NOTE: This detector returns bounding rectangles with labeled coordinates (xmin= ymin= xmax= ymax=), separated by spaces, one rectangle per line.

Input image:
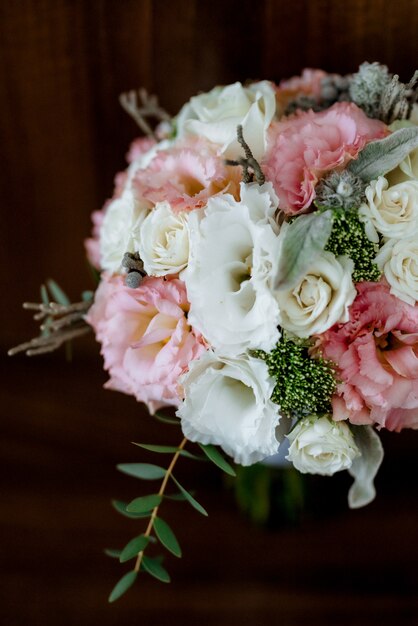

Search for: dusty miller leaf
xmin=348 ymin=426 xmax=384 ymax=509
xmin=348 ymin=126 xmax=418 ymax=181
xmin=274 ymin=211 xmax=334 ymax=291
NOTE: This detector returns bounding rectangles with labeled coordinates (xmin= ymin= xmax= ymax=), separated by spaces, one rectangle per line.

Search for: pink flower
xmin=133 ymin=137 xmax=240 ymax=213
xmin=263 ymin=102 xmax=387 ymax=214
xmin=126 ymin=136 xmax=156 ymax=164
xmin=318 ymin=282 xmax=418 ymax=432
xmin=85 ymin=209 xmax=105 ymax=269
xmin=86 ymin=274 xmax=206 ymax=412
xmin=276 ymin=68 xmax=327 ymax=112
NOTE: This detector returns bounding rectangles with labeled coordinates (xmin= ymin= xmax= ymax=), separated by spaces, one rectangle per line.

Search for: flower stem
xmin=134 ymin=437 xmax=188 ymax=573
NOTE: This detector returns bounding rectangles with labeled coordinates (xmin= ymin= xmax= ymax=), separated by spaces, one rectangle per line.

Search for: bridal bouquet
xmin=12 ymin=62 xmax=418 ymax=601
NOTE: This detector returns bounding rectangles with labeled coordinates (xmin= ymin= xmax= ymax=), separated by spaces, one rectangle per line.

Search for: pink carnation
xmin=318 ymin=282 xmax=418 ymax=432
xmin=126 ymin=136 xmax=156 ymax=164
xmin=133 ymin=137 xmax=240 ymax=213
xmin=86 ymin=274 xmax=206 ymax=412
xmin=84 ymin=209 xmax=105 ymax=270
xmin=263 ymin=102 xmax=387 ymax=214
xmin=276 ymin=68 xmax=327 ymax=112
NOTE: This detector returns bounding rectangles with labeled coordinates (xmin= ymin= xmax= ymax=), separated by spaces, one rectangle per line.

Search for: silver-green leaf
xmin=348 ymin=426 xmax=384 ymax=509
xmin=274 ymin=211 xmax=334 ymax=291
xmin=348 ymin=126 xmax=418 ymax=181
xmin=117 ymin=463 xmax=166 ymax=480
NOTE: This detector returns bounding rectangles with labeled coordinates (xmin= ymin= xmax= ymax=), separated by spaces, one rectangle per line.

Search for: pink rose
xmin=133 ymin=137 xmax=240 ymax=213
xmin=263 ymin=102 xmax=387 ymax=214
xmin=319 ymin=282 xmax=418 ymax=432
xmin=86 ymin=274 xmax=206 ymax=412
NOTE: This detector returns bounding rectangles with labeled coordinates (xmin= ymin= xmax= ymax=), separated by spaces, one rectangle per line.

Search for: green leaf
xmin=154 ymin=517 xmax=182 ymax=557
xmin=348 ymin=126 xmax=418 ymax=181
xmin=274 ymin=211 xmax=334 ymax=291
xmin=46 ymin=278 xmax=70 ymax=306
xmin=111 ymin=499 xmax=150 ymax=519
xmin=141 ymin=555 xmax=171 ymax=583
xmin=198 ymin=443 xmax=236 ymax=476
xmin=126 ymin=494 xmax=162 ymax=514
xmin=40 ymin=284 xmax=49 ymax=305
xmin=348 ymin=426 xmax=384 ymax=509
xmin=108 ymin=570 xmax=137 ymax=603
xmin=153 ymin=412 xmax=181 ymax=425
xmin=165 ymin=492 xmax=190 ymax=502
xmin=119 ymin=535 xmax=149 ymax=563
xmin=117 ymin=463 xmax=166 ymax=480
xmin=104 ymin=548 xmax=121 ymax=559
xmin=132 ymin=442 xmax=204 ymax=461
xmin=171 ymin=476 xmax=208 ymax=516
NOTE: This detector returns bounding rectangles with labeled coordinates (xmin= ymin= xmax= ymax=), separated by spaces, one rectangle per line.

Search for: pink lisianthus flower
xmin=276 ymin=68 xmax=327 ymax=113
xmin=86 ymin=274 xmax=206 ymax=413
xmin=133 ymin=137 xmax=241 ymax=213
xmin=263 ymin=102 xmax=387 ymax=214
xmin=318 ymin=281 xmax=418 ymax=432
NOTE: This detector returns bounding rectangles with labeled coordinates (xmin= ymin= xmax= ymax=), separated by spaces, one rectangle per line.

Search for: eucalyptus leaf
xmin=141 ymin=555 xmax=171 ymax=583
xmin=348 ymin=126 xmax=418 ymax=181
xmin=274 ymin=211 xmax=334 ymax=291
xmin=132 ymin=443 xmax=203 ymax=460
xmin=348 ymin=426 xmax=384 ymax=509
xmin=108 ymin=570 xmax=137 ymax=603
xmin=198 ymin=443 xmax=236 ymax=476
xmin=119 ymin=535 xmax=149 ymax=563
xmin=165 ymin=492 xmax=191 ymax=502
xmin=153 ymin=412 xmax=181 ymax=425
xmin=154 ymin=517 xmax=182 ymax=557
xmin=126 ymin=494 xmax=162 ymax=514
xmin=171 ymin=476 xmax=208 ymax=516
xmin=111 ymin=499 xmax=150 ymax=519
xmin=46 ymin=278 xmax=71 ymax=306
xmin=117 ymin=463 xmax=166 ymax=480
xmin=104 ymin=548 xmax=122 ymax=559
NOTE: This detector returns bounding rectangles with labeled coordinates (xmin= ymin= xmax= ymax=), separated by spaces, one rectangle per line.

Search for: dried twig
xmin=225 ymin=125 xmax=265 ymax=185
xmin=119 ymin=88 xmax=171 ymax=138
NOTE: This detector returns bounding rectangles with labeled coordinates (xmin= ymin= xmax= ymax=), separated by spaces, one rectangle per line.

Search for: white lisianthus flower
xmin=99 ymin=140 xmax=171 ymax=274
xmin=177 ymin=350 xmax=289 ymax=466
xmin=99 ymin=189 xmax=148 ymax=273
xmin=183 ymin=182 xmax=282 ymax=355
xmin=175 ymin=81 xmax=276 ymax=160
xmin=138 ymin=202 xmax=189 ymax=276
xmin=286 ymin=415 xmax=360 ymax=476
xmin=276 ymin=247 xmax=356 ymax=338
xmin=375 ymin=237 xmax=418 ymax=305
xmin=359 ymin=176 xmax=418 ymax=242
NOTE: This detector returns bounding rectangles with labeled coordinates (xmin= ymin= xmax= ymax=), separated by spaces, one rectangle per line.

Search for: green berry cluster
xmin=325 ymin=210 xmax=381 ymax=283
xmin=254 ymin=335 xmax=337 ymax=419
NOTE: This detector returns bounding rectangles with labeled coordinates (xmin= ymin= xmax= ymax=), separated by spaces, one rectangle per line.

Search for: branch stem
xmin=134 ymin=437 xmax=188 ymax=573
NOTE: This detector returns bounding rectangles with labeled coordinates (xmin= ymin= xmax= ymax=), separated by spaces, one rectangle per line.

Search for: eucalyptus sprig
xmin=108 ymin=437 xmax=235 ymax=602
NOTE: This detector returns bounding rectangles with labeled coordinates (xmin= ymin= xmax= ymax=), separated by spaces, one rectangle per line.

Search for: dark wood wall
xmin=2 ymin=0 xmax=418 ymax=349
xmin=2 ymin=2 xmax=418 ymax=625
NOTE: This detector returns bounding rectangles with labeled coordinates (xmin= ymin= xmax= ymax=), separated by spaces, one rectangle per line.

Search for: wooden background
xmin=2 ymin=1 xmax=418 ymax=624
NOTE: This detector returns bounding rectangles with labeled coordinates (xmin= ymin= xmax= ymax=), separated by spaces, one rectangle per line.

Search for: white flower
xmin=183 ymin=182 xmax=282 ymax=355
xmin=177 ymin=350 xmax=289 ymax=466
xmin=99 ymin=189 xmax=148 ymax=273
xmin=138 ymin=202 xmax=189 ymax=276
xmin=375 ymin=237 xmax=418 ymax=305
xmin=286 ymin=415 xmax=360 ymax=476
xmin=99 ymin=141 xmax=170 ymax=273
xmin=276 ymin=247 xmax=356 ymax=338
xmin=359 ymin=176 xmax=418 ymax=242
xmin=175 ymin=81 xmax=276 ymax=160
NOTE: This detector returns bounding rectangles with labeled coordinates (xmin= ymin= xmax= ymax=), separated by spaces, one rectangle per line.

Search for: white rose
xmin=276 ymin=247 xmax=356 ymax=338
xmin=177 ymin=350 xmax=289 ymax=466
xmin=99 ymin=189 xmax=148 ymax=273
xmin=175 ymin=81 xmax=276 ymax=160
xmin=375 ymin=237 xmax=418 ymax=305
xmin=286 ymin=415 xmax=360 ymax=476
xmin=359 ymin=176 xmax=418 ymax=242
xmin=138 ymin=202 xmax=189 ymax=276
xmin=183 ymin=182 xmax=282 ymax=355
